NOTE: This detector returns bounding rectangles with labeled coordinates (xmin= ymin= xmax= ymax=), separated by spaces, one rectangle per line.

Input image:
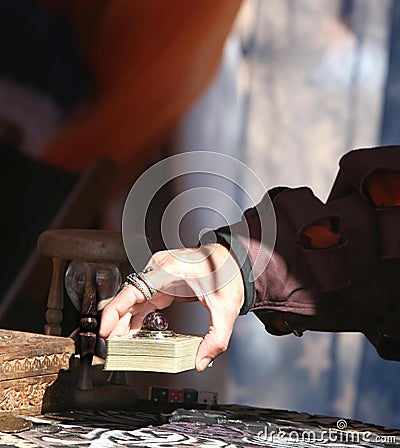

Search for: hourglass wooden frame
xmin=38 ymin=229 xmax=131 ymax=390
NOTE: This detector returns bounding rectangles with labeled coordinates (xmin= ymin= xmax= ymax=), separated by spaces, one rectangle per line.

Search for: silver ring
xmin=138 ymin=266 xmax=157 ymax=296
xmin=136 ymin=272 xmax=157 ymax=296
xmin=124 ymin=274 xmax=152 ymax=301
xmin=142 ymin=311 xmax=168 ymax=331
xmin=122 ymin=268 xmax=157 ymax=301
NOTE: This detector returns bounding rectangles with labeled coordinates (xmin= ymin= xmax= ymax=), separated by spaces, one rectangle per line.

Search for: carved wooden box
xmin=0 ymin=329 xmax=75 ymax=416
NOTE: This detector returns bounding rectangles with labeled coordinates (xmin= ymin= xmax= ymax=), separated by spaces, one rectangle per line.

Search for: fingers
xmin=99 ymin=285 xmax=145 ymax=338
xmin=108 ymin=312 xmax=133 ymax=337
xmin=195 ymin=303 xmax=237 ymax=372
xmin=99 ymin=280 xmax=176 ymax=339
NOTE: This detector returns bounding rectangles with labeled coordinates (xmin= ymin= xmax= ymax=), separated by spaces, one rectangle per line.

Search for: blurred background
xmin=0 ymin=0 xmax=400 ymax=428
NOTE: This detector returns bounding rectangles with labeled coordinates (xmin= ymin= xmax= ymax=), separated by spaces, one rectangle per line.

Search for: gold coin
xmin=0 ymin=415 xmax=33 ymax=433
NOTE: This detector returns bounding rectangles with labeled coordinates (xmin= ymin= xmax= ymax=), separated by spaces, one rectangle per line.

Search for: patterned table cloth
xmin=1 ymin=404 xmax=399 ymax=447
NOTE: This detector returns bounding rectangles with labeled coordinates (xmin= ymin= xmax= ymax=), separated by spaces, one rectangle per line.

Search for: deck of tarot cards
xmin=104 ymin=330 xmax=203 ymax=373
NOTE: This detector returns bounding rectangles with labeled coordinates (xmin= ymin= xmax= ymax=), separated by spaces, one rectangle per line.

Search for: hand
xmin=99 ymin=243 xmax=245 ymax=371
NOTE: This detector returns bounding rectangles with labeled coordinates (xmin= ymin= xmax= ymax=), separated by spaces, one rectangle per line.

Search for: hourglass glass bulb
xmin=65 ymin=261 xmax=121 ymax=310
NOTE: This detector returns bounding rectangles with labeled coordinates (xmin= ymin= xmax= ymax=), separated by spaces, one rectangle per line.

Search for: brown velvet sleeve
xmin=216 ymin=146 xmax=400 ymax=359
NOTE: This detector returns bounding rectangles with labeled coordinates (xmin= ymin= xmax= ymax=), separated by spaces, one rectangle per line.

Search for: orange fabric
xmin=301 ymin=218 xmax=341 ymax=249
xmin=366 ymin=169 xmax=400 ymax=207
xmin=39 ymin=0 xmax=242 ymax=172
xmin=301 ymin=169 xmax=400 ymax=249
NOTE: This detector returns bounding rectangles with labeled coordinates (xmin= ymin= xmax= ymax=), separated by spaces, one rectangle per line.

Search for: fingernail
xmin=197 ymin=357 xmax=212 ymax=371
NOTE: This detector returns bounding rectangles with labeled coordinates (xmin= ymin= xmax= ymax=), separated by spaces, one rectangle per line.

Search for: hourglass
xmin=38 ymin=229 xmax=144 ymax=408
